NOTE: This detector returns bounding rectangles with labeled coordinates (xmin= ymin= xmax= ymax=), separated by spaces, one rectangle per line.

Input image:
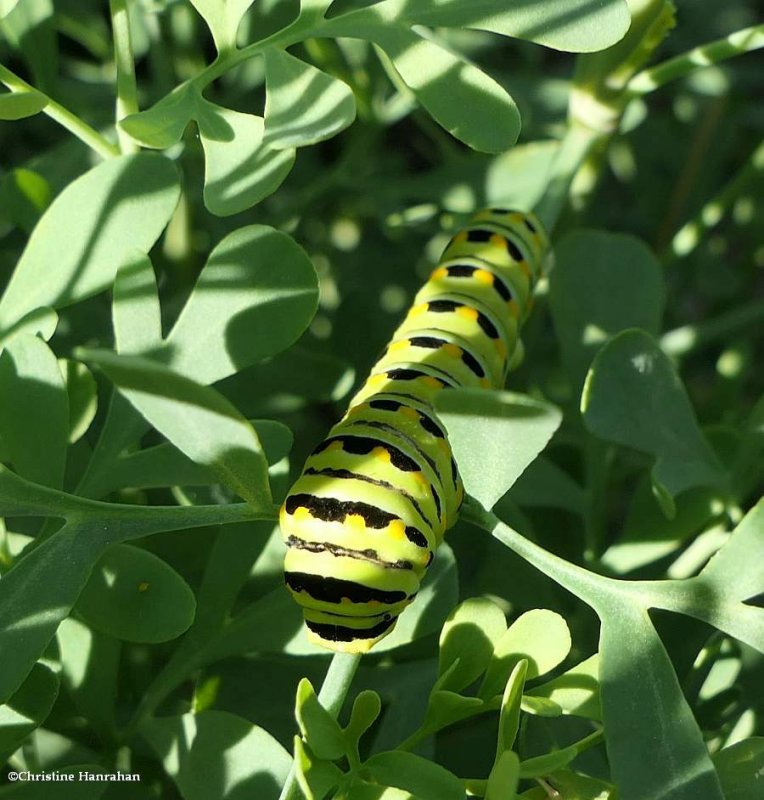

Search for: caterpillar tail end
xmin=304 ymin=617 xmax=398 ymax=654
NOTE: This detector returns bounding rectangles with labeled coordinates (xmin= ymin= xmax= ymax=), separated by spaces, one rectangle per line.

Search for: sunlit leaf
xmin=263 ymin=48 xmax=356 ymax=148
xmin=0 ymin=154 xmax=180 ymax=334
xmin=0 ymin=89 xmax=47 ymax=120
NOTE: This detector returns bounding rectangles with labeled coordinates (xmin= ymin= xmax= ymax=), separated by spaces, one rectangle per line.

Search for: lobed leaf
xmin=263 ymin=48 xmax=356 ymax=149
xmin=0 ymin=335 xmax=69 ymax=489
xmin=142 ymin=710 xmax=291 ymax=800
xmin=437 ymin=389 xmax=562 ymax=510
xmin=295 ymin=678 xmax=347 ymax=761
xmin=582 ymin=330 xmax=726 ymax=515
xmin=550 ymin=230 xmax=665 ymax=391
xmin=0 ymin=154 xmax=180 ymax=334
xmin=198 ymin=101 xmax=296 ymax=216
xmin=79 ymin=349 xmax=273 ymax=510
xmin=164 ymin=225 xmax=319 ymax=384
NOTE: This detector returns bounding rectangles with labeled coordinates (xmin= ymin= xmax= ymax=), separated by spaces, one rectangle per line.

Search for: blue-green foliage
xmin=1 ymin=0 xmax=763 ymax=798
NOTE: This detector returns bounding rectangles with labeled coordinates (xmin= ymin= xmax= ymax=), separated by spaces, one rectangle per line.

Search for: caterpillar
xmin=280 ymin=209 xmax=550 ymax=653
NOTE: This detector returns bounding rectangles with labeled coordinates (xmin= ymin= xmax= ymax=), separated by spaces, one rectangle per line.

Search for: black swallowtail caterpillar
xmin=280 ymin=209 xmax=550 ymax=653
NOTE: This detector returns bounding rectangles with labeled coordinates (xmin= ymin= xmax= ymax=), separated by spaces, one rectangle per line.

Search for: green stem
xmin=0 ymin=63 xmax=120 ymax=159
xmin=629 ymin=23 xmax=764 ymax=95
xmin=660 ymin=297 xmax=764 ymax=357
xmin=665 ymin=138 xmax=764 ymax=261
xmin=280 ymin=653 xmax=361 ymax=800
xmin=533 ymin=120 xmax=602 ymax=234
xmin=109 ymin=0 xmax=139 ymax=153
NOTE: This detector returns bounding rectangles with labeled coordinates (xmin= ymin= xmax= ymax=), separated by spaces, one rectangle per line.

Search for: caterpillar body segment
xmin=280 ymin=209 xmax=550 ymax=653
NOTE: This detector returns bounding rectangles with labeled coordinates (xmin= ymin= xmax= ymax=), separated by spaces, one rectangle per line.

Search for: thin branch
xmin=109 ymin=0 xmax=139 ymax=153
xmin=0 ymin=62 xmax=120 ymax=159
xmin=629 ymin=23 xmax=764 ymax=95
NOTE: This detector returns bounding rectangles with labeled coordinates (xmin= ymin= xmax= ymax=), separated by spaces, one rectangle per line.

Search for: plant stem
xmin=665 ymin=138 xmax=764 ymax=261
xmin=629 ymin=23 xmax=764 ymax=95
xmin=533 ymin=121 xmax=602 ymax=234
xmin=0 ymin=63 xmax=120 ymax=159
xmin=660 ymin=298 xmax=764 ymax=357
xmin=109 ymin=0 xmax=139 ymax=153
xmin=279 ymin=653 xmax=361 ymax=800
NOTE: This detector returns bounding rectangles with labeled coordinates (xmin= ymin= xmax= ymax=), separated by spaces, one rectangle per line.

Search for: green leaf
xmin=481 ymin=609 xmax=572 ymax=698
xmin=712 ymin=738 xmax=764 ymax=800
xmin=0 ymin=89 xmax=47 ymax=120
xmin=0 ymin=154 xmax=180 ymax=334
xmin=56 ymin=618 xmax=119 ymax=741
xmin=74 ymin=544 xmax=196 ymax=643
xmin=164 ymin=225 xmax=319 ymax=384
xmin=437 ymin=389 xmax=562 ymax=510
xmin=0 ymin=335 xmax=69 ymax=488
xmin=78 ymin=349 xmax=273 ymax=510
xmin=295 ymin=678 xmax=347 ymax=761
xmin=120 ymin=83 xmax=197 ymax=149
xmin=0 ymin=0 xmax=20 ymax=19
xmin=535 ymin=770 xmax=617 ymax=799
xmin=438 ymin=597 xmax=506 ymax=692
xmin=363 ymin=751 xmax=464 ymax=800
xmin=263 ymin=48 xmax=356 ymax=148
xmin=198 ymin=100 xmax=296 ymax=216
xmin=372 ymin=26 xmax=520 ymax=153
xmin=112 ymin=253 xmax=162 ymax=354
xmin=582 ymin=330 xmax=726 ymax=512
xmin=101 ymin=419 xmax=292 ymax=494
xmin=526 ymin=655 xmax=601 ymax=721
xmin=58 ymin=359 xmax=97 ymax=443
xmin=294 ymin=737 xmax=345 ymax=800
xmin=485 ymin=750 xmax=520 ymax=800
xmin=0 ymin=168 xmax=51 ymax=233
xmin=422 ymin=690 xmax=485 ymax=735
xmin=601 ymin=483 xmax=725 ymax=574
xmin=0 ymin=663 xmax=59 ymax=762
xmin=550 ymin=230 xmax=665 ymax=390
xmin=142 ymin=710 xmax=291 ymax=800
xmin=496 ymin=660 xmax=527 ymax=754
xmin=344 ymin=690 xmax=382 ymax=747
xmin=399 ymin=0 xmax=630 ymax=53
xmin=188 ymin=0 xmax=257 ymax=52
xmin=599 ymin=601 xmax=724 ymax=800
xmin=700 ymin=496 xmax=764 ymax=602
xmin=509 ymin=455 xmax=585 ymax=515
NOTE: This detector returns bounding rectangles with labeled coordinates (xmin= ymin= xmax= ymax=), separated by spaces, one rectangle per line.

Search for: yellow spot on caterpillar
xmin=399 ymin=406 xmax=418 ymax=421
xmin=509 ymin=212 xmax=524 ymax=224
xmin=437 ymin=439 xmax=450 ymax=452
xmin=421 ymin=376 xmax=442 ymax=390
xmin=294 ymin=506 xmax=313 ymax=522
xmin=389 ymin=339 xmax=410 ymax=353
xmin=138 ymin=582 xmax=149 ymax=592
xmin=412 ymin=472 xmax=428 ymax=487
xmin=474 ymin=269 xmax=494 ymax=286
xmin=389 ymin=520 xmax=407 ymax=540
xmin=328 ymin=440 xmax=344 ymax=452
xmin=367 ymin=600 xmax=381 ymax=608
xmin=368 ymin=373 xmax=388 ymax=388
xmin=409 ymin=303 xmax=428 ymax=317
xmin=519 ymin=260 xmax=531 ymax=277
xmin=372 ymin=446 xmax=391 ymax=463
xmin=443 ymin=343 xmax=462 ymax=359
xmin=480 ymin=378 xmax=491 ymax=389
xmin=454 ymin=231 xmax=468 ymax=243
xmin=345 ymin=514 xmax=366 ymax=531
xmin=490 ymin=234 xmax=506 ymax=248
xmin=494 ymin=340 xmax=507 ymax=358
xmin=507 ymin=299 xmax=520 ymax=319
xmin=456 ymin=306 xmax=479 ymax=323
xmin=432 ymin=266 xmax=448 ymax=281
xmin=526 ymin=295 xmax=535 ymax=314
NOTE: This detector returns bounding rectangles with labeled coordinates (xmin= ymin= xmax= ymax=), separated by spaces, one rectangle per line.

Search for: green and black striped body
xmin=280 ymin=209 xmax=550 ymax=652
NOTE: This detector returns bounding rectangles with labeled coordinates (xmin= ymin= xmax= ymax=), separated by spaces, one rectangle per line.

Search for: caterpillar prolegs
xmin=280 ymin=209 xmax=550 ymax=653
